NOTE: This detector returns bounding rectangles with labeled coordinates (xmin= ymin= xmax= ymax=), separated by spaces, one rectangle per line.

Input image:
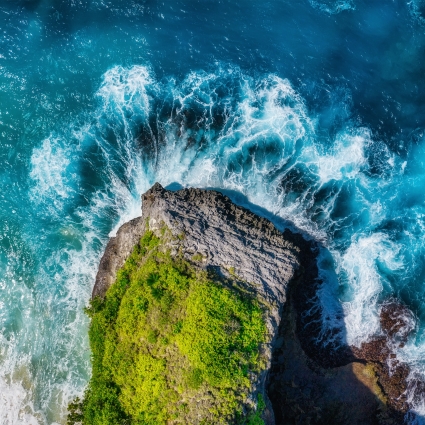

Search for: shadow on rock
xmin=267 ymin=233 xmax=423 ymax=425
xmin=166 ymin=183 xmax=424 ymax=425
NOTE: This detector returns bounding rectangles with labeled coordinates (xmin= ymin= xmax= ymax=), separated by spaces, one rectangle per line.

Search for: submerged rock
xmin=351 ymin=299 xmax=421 ymax=419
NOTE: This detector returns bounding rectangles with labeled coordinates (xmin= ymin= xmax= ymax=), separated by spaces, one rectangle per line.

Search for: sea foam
xmin=6 ymin=64 xmax=424 ymax=424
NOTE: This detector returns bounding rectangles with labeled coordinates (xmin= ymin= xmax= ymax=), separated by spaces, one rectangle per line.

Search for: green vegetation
xmin=191 ymin=253 xmax=204 ymax=262
xmin=242 ymin=394 xmax=266 ymax=425
xmin=69 ymin=229 xmax=268 ymax=424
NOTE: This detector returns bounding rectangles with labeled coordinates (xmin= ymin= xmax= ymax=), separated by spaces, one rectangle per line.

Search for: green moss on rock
xmin=69 ymin=230 xmax=268 ymax=425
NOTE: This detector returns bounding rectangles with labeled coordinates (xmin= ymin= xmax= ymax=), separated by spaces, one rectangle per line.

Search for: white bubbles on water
xmin=3 ymin=67 xmax=159 ymax=425
xmin=339 ymin=233 xmax=404 ymax=347
xmin=408 ymin=0 xmax=425 ymax=23
xmin=0 ymin=377 xmax=40 ymax=425
xmin=4 ymin=63 xmax=425 ymax=423
xmin=308 ymin=0 xmax=355 ymax=14
xmin=0 ymin=265 xmax=41 ymax=424
xmin=97 ymin=65 xmax=154 ymax=135
xmin=315 ymin=130 xmax=368 ymax=184
xmin=30 ymin=137 xmax=75 ymax=207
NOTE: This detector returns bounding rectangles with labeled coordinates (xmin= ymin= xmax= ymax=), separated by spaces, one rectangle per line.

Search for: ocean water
xmin=1 ymin=0 xmax=425 ymax=423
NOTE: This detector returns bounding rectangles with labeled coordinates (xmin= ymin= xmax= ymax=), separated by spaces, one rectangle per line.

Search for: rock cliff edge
xmin=92 ymin=183 xmax=413 ymax=425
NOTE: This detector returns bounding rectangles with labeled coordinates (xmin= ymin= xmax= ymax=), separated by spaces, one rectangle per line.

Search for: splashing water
xmin=25 ymin=64 xmax=425 ymax=421
xmin=2 ymin=0 xmax=425 ymax=423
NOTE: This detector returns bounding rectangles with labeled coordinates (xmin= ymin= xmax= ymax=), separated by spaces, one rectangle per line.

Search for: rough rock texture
xmin=94 ymin=217 xmax=147 ymax=298
xmin=94 ymin=183 xmax=306 ymax=424
xmin=351 ymin=299 xmax=422 ymax=418
xmin=94 ymin=183 xmax=302 ymax=330
xmin=93 ymin=183 xmax=415 ymax=424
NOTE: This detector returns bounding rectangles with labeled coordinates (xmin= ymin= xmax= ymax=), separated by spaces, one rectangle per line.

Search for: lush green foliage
xmin=69 ymin=230 xmax=267 ymax=424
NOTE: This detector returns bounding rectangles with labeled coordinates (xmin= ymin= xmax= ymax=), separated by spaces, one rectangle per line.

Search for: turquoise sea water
xmin=2 ymin=0 xmax=425 ymax=422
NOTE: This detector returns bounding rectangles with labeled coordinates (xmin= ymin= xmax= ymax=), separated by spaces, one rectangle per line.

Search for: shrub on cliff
xmin=68 ymin=230 xmax=268 ymax=424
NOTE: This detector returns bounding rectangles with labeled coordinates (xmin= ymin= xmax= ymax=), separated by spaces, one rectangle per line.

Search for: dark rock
xmin=94 ymin=183 xmax=302 ymax=310
xmin=380 ymin=299 xmax=416 ymax=343
xmin=93 ymin=216 xmax=146 ymax=299
xmin=352 ymin=337 xmax=389 ymax=364
xmin=351 ymin=299 xmax=420 ymax=417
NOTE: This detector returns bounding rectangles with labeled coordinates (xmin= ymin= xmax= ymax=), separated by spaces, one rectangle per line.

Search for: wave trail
xmin=14 ymin=64 xmax=425 ymax=423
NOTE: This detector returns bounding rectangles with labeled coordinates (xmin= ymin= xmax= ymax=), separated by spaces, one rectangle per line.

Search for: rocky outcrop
xmin=94 ymin=183 xmax=308 ymax=424
xmin=94 ymin=183 xmax=303 ymax=332
xmin=351 ymin=300 xmax=420 ymax=418
xmin=93 ymin=183 xmax=416 ymax=424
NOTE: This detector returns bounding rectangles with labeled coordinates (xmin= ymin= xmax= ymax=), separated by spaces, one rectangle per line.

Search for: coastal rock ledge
xmin=92 ymin=183 xmax=411 ymax=425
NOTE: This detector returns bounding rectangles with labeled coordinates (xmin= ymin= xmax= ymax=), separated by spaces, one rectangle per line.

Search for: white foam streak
xmin=29 ymin=137 xmax=75 ymax=205
xmin=97 ymin=65 xmax=153 ymax=122
xmin=16 ymin=64 xmax=425 ymax=424
xmin=316 ymin=132 xmax=368 ymax=184
xmin=8 ymin=66 xmax=157 ymax=424
xmin=341 ymin=233 xmax=404 ymax=347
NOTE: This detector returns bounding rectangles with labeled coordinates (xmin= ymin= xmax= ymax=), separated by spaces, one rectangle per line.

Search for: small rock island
xmin=68 ymin=183 xmax=413 ymax=425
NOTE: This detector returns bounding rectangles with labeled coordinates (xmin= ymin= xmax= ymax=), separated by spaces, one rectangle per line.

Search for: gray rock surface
xmin=93 ymin=183 xmax=306 ymax=424
xmin=93 ymin=216 xmax=147 ymax=299
xmin=94 ymin=183 xmax=302 ymax=309
xmin=94 ymin=182 xmax=304 ymax=345
xmin=92 ymin=183 xmax=413 ymax=424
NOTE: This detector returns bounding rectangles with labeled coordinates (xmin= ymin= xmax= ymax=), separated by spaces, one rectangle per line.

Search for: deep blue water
xmin=2 ymin=0 xmax=425 ymax=423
